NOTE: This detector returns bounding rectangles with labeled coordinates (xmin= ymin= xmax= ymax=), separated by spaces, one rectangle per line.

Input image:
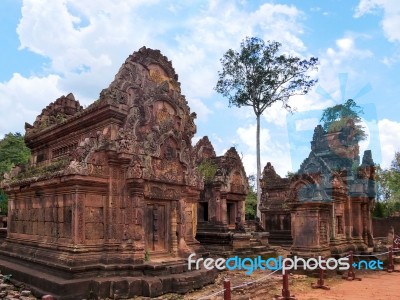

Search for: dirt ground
xmin=148 ymin=269 xmax=400 ymax=300
xmin=291 ymin=271 xmax=400 ymax=300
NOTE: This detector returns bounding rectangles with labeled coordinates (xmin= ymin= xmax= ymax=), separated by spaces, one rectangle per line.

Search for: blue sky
xmin=1 ymin=0 xmax=400 ymax=176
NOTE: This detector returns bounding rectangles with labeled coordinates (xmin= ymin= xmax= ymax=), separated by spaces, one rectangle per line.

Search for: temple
xmin=0 ymin=47 xmax=218 ymax=299
xmin=260 ymin=122 xmax=376 ymax=256
xmin=193 ymin=137 xmax=270 ymax=256
xmin=1 ymin=45 xmax=378 ymax=298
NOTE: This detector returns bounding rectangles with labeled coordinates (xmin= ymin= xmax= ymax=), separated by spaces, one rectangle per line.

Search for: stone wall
xmin=373 ymin=216 xmax=400 ymax=237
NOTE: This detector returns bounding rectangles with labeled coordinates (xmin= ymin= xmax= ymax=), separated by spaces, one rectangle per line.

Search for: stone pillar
xmin=215 ymin=192 xmax=221 ymax=223
xmin=344 ymin=196 xmax=352 ymax=239
xmin=366 ymin=200 xmax=374 ymax=246
xmin=72 ymin=192 xmax=85 ymax=245
xmin=221 ymin=194 xmax=227 ymax=225
xmin=170 ymin=202 xmax=178 ymax=257
xmin=351 ymin=198 xmax=363 ymax=239
xmin=131 ymin=182 xmax=145 ymax=262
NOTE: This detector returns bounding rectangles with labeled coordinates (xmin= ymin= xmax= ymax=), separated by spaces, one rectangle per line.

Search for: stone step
xmin=91 ymin=267 xmax=218 ymax=298
xmin=394 ymin=256 xmax=400 ymax=264
xmin=0 ymin=255 xmax=218 ymax=299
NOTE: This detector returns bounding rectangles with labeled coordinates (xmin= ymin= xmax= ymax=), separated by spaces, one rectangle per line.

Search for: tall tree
xmin=0 ymin=132 xmax=31 ymax=215
xmin=215 ymin=37 xmax=318 ymax=218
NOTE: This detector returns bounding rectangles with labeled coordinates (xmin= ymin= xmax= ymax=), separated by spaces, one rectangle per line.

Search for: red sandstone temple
xmin=193 ymin=137 xmax=270 ymax=256
xmin=0 ymin=46 xmax=378 ymax=299
xmin=260 ymin=122 xmax=376 ymax=256
xmin=0 ymin=47 xmax=223 ymax=299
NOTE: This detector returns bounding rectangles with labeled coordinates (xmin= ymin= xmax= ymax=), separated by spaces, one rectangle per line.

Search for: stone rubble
xmin=0 ymin=272 xmax=36 ymax=300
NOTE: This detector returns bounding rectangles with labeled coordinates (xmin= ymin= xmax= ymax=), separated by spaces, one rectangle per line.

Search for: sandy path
xmin=294 ymin=271 xmax=400 ymax=300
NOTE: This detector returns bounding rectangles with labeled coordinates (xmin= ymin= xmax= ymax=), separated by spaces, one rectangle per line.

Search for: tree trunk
xmin=256 ymin=114 xmax=262 ymax=220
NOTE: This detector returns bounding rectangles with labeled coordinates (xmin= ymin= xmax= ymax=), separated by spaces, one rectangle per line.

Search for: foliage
xmin=245 ymin=189 xmax=257 ymax=220
xmin=245 ymin=175 xmax=257 ymax=220
xmin=12 ymin=158 xmax=69 ymax=181
xmin=372 ymin=201 xmax=386 ymax=218
xmin=0 ymin=132 xmax=31 ymax=177
xmin=215 ymin=37 xmax=318 ymax=218
xmin=374 ymin=152 xmax=400 ymax=217
xmin=320 ymin=99 xmax=366 ymax=141
xmin=197 ymin=159 xmax=218 ymax=183
xmin=2 ymin=274 xmax=12 ymax=283
xmin=215 ymin=37 xmax=319 ymax=114
xmin=0 ymin=133 xmax=30 ymax=216
xmin=0 ymin=189 xmax=7 ymax=215
xmin=286 ymin=171 xmax=295 ymax=179
xmin=144 ymin=249 xmax=150 ymax=261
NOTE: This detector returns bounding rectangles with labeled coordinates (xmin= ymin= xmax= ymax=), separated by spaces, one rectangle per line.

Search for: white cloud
xmin=236 ymin=123 xmax=292 ymax=176
xmin=325 ymin=36 xmax=373 ymax=66
xmin=295 ymin=118 xmax=319 ymax=131
xmin=7 ymin=0 xmax=307 ymax=132
xmin=378 ymin=118 xmax=400 ymax=168
xmin=355 ymin=0 xmax=400 ymax=42
xmin=336 ymin=38 xmax=354 ymax=51
xmin=237 ymin=124 xmax=270 ymax=152
xmin=263 ymin=102 xmax=289 ymax=127
xmin=0 ymin=73 xmax=66 ymax=135
xmin=187 ymin=98 xmax=213 ymax=121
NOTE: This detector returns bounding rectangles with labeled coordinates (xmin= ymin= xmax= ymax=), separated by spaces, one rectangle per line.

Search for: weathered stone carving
xmin=0 ymin=47 xmax=216 ymax=299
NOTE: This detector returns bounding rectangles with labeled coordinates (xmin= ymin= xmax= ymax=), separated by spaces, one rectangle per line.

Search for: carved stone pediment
xmin=26 ymin=93 xmax=83 ymax=136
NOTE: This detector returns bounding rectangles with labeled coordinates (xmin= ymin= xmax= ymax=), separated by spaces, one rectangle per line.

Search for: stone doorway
xmin=227 ymin=202 xmax=236 ymax=226
xmin=145 ymin=202 xmax=169 ymax=253
xmin=198 ymin=202 xmax=208 ymax=222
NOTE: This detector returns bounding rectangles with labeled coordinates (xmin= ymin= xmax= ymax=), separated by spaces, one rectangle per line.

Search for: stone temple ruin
xmin=0 ymin=46 xmax=378 ymax=298
xmin=260 ymin=121 xmax=376 ymax=257
xmin=0 ymin=47 xmax=223 ymax=299
xmin=193 ymin=137 xmax=269 ymax=256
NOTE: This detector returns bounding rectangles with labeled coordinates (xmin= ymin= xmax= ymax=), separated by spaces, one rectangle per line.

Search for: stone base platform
xmin=0 ymin=254 xmax=217 ymax=299
xmin=196 ymin=224 xmax=274 ymax=258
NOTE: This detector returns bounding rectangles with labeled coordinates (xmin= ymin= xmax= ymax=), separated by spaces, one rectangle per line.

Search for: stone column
xmin=351 ymin=198 xmax=363 ymax=239
xmin=344 ymin=195 xmax=352 ymax=239
xmin=170 ymin=202 xmax=178 ymax=257
xmin=221 ymin=193 xmax=227 ymax=225
xmin=72 ymin=192 xmax=85 ymax=245
xmin=215 ymin=190 xmax=221 ymax=223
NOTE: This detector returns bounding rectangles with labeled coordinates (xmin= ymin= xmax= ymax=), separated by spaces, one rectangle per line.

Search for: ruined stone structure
xmin=193 ymin=137 xmax=269 ymax=256
xmin=260 ymin=122 xmax=375 ymax=256
xmin=0 ymin=47 xmax=216 ymax=299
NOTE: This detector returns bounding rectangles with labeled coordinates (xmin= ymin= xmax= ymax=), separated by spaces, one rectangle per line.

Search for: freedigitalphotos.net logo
xmin=188 ymin=254 xmax=350 ymax=275
xmin=352 ymin=259 xmax=383 ymax=270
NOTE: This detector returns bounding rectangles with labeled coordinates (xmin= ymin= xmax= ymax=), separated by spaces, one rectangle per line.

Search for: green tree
xmin=0 ymin=132 xmax=31 ymax=215
xmin=374 ymin=152 xmax=400 ymax=217
xmin=197 ymin=159 xmax=218 ymax=183
xmin=320 ymin=99 xmax=366 ymax=142
xmin=215 ymin=37 xmax=318 ymax=218
xmin=372 ymin=201 xmax=386 ymax=218
xmin=0 ymin=132 xmax=31 ymax=176
xmin=245 ymin=175 xmax=257 ymax=220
